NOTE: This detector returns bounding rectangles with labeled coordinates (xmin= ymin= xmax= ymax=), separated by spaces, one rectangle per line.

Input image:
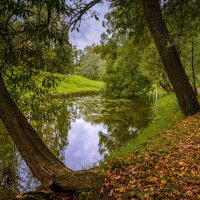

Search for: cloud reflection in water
xmin=64 ymin=118 xmax=105 ymax=170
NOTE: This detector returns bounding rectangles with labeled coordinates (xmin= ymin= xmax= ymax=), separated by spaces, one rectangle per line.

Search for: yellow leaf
xmin=181 ymin=171 xmax=187 ymax=176
xmin=106 ymin=169 xmax=111 ymax=175
xmin=178 ymin=161 xmax=184 ymax=165
xmin=161 ymin=179 xmax=167 ymax=184
xmin=16 ymin=194 xmax=24 ymax=199
xmin=148 ymin=176 xmax=158 ymax=182
xmin=170 ymin=177 xmax=175 ymax=181
xmin=150 ymin=187 xmax=154 ymax=192
xmin=115 ymin=187 xmax=126 ymax=193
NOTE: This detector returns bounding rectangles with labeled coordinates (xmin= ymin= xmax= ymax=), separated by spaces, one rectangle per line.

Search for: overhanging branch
xmin=68 ymin=0 xmax=102 ymax=31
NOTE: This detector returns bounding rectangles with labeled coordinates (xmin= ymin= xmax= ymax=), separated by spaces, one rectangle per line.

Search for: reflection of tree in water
xmin=68 ymin=97 xmax=152 ymax=156
xmin=97 ymin=98 xmax=152 ymax=155
xmin=30 ymin=102 xmax=73 ymax=162
xmin=0 ymin=123 xmax=18 ymax=192
xmin=0 ymin=121 xmax=39 ymax=192
xmin=0 ymin=96 xmax=153 ymax=191
xmin=1 ymin=101 xmax=74 ymax=192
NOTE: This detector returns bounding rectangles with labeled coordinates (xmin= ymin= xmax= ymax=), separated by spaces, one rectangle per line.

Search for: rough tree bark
xmin=142 ymin=0 xmax=200 ymax=115
xmin=191 ymin=35 xmax=197 ymax=95
xmin=0 ymin=74 xmax=98 ymax=192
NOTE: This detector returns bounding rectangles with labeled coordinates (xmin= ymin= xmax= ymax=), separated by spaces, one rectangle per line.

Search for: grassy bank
xmin=108 ymin=93 xmax=184 ymax=159
xmin=98 ymin=93 xmax=199 ymax=199
xmin=52 ymin=75 xmax=104 ymax=97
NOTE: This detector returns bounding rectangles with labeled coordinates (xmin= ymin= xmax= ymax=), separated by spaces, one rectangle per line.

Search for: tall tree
xmin=141 ymin=0 xmax=199 ymax=115
xmin=162 ymin=0 xmax=200 ymax=94
xmin=106 ymin=0 xmax=200 ymax=115
xmin=79 ymin=51 xmax=106 ymax=81
xmin=0 ymin=0 xmax=101 ymax=192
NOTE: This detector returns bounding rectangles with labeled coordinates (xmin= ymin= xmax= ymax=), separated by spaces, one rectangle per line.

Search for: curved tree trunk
xmin=142 ymin=0 xmax=200 ymax=115
xmin=0 ymin=74 xmax=97 ymax=191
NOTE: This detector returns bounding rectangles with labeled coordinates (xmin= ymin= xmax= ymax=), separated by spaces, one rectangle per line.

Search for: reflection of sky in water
xmin=64 ymin=118 xmax=105 ymax=170
xmin=17 ymin=156 xmax=40 ymax=192
xmin=0 ymin=96 xmax=152 ymax=192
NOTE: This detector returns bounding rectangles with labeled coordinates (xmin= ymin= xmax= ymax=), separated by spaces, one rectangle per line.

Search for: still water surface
xmin=0 ymin=96 xmax=153 ymax=192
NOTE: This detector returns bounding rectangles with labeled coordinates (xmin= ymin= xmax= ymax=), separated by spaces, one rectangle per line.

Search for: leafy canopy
xmin=0 ymin=0 xmax=102 ymax=105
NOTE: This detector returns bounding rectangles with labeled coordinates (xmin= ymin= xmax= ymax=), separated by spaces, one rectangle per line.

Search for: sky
xmin=69 ymin=1 xmax=109 ymax=50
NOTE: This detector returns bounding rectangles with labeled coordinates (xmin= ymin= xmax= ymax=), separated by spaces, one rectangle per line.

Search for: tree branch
xmin=68 ymin=0 xmax=102 ymax=31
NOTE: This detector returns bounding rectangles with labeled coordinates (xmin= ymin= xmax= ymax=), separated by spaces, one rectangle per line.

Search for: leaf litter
xmin=99 ymin=113 xmax=200 ymax=199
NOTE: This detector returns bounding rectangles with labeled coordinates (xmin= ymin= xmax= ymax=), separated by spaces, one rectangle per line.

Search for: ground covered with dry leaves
xmin=99 ymin=113 xmax=200 ymax=199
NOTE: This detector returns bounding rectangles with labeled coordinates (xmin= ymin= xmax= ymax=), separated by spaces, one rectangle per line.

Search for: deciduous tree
xmin=0 ymin=0 xmax=101 ymax=192
xmin=142 ymin=0 xmax=199 ymax=115
xmin=107 ymin=0 xmax=200 ymax=115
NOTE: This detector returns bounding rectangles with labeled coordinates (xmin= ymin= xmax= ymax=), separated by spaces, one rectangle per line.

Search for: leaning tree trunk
xmin=191 ymin=35 xmax=197 ymax=95
xmin=142 ymin=0 xmax=200 ymax=115
xmin=0 ymin=74 xmax=97 ymax=192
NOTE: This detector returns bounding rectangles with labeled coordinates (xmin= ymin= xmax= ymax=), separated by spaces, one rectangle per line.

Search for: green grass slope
xmin=52 ymin=75 xmax=104 ymax=97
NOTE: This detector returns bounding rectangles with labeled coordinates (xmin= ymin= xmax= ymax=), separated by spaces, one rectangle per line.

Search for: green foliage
xmin=178 ymin=34 xmax=200 ymax=86
xmin=162 ymin=1 xmax=200 ymax=88
xmin=44 ymin=42 xmax=73 ymax=74
xmin=0 ymin=0 xmax=102 ymax=101
xmin=102 ymin=40 xmax=151 ymax=98
xmin=139 ymin=42 xmax=172 ymax=92
xmin=71 ymin=48 xmax=85 ymax=74
xmin=101 ymin=0 xmax=200 ymax=97
xmin=104 ymin=0 xmax=148 ymax=44
xmin=5 ymin=69 xmax=61 ymax=114
xmin=79 ymin=52 xmax=106 ymax=81
xmin=0 ymin=0 xmax=70 ymax=106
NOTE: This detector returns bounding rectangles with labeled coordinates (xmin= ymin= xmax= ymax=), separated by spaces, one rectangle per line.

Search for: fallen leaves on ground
xmin=100 ymin=113 xmax=200 ymax=199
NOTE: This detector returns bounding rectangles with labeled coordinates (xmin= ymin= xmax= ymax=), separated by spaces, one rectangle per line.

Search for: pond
xmin=0 ymin=96 xmax=153 ymax=192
